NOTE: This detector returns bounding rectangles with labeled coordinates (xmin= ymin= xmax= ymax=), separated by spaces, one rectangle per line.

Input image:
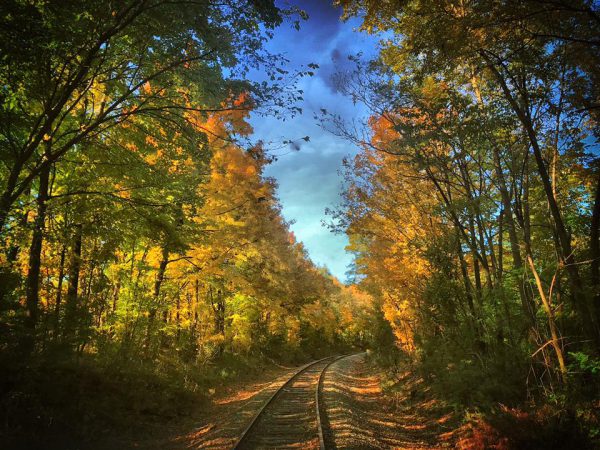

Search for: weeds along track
xmin=233 ymin=355 xmax=349 ymax=450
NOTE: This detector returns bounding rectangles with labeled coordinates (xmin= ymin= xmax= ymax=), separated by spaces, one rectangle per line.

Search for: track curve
xmin=232 ymin=354 xmax=352 ymax=450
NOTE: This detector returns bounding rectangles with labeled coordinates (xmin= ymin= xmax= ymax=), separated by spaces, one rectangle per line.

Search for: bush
xmin=0 ymin=352 xmax=207 ymax=449
xmin=457 ymin=405 xmax=596 ymax=450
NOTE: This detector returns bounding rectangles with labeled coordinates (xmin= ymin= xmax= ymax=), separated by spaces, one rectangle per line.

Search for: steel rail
xmin=231 ymin=355 xmax=337 ymax=450
xmin=315 ymin=354 xmax=350 ymax=450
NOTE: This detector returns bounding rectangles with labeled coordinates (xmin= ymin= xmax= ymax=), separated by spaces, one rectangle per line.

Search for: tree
xmin=338 ymin=0 xmax=600 ymax=344
xmin=329 ymin=1 xmax=600 ymax=394
xmin=0 ymin=0 xmax=290 ymax=236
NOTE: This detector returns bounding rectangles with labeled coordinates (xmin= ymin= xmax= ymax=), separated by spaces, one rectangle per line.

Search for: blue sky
xmin=249 ymin=0 xmax=379 ymax=282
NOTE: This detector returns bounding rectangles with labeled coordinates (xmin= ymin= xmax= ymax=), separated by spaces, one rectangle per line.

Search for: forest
xmin=1 ymin=0 xmax=599 ymax=449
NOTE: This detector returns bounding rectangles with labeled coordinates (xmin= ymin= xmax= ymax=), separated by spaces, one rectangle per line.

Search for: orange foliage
xmin=345 ymin=114 xmax=441 ymax=351
xmin=457 ymin=417 xmax=510 ymax=450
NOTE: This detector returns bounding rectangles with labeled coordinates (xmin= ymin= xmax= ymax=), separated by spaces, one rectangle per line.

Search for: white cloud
xmin=246 ymin=4 xmax=378 ymax=281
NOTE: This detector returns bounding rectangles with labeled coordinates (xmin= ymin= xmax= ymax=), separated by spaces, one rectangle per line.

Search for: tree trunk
xmin=6 ymin=187 xmax=31 ymax=264
xmin=473 ymin=66 xmax=537 ymax=328
xmin=498 ymin=207 xmax=504 ymax=280
xmin=54 ymin=244 xmax=67 ymax=336
xmin=176 ymin=293 xmax=181 ymax=340
xmin=487 ymin=60 xmax=599 ymax=342
xmin=456 ymin=230 xmax=479 ymax=330
xmin=494 ymin=145 xmax=538 ymax=327
xmin=0 ymin=160 xmax=24 ymax=236
xmin=591 ymin=170 xmax=600 ymax=320
xmin=64 ymin=224 xmax=83 ymax=340
xmin=526 ymin=252 xmax=568 ymax=383
xmin=112 ymin=281 xmax=120 ymax=313
xmin=24 ymin=161 xmax=51 ymax=339
xmin=209 ymin=286 xmax=226 ymax=356
xmin=145 ymin=245 xmax=170 ymax=352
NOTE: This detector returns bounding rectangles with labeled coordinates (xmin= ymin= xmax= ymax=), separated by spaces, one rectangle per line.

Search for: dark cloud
xmin=275 ymin=0 xmax=342 ymax=43
xmin=317 ymin=42 xmax=359 ymax=93
xmin=293 ymin=0 xmax=342 ymax=31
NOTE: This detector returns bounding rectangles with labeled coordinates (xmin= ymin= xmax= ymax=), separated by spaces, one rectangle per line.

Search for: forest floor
xmin=322 ymin=353 xmax=458 ymax=449
xmin=88 ymin=360 xmax=302 ymax=449
xmin=0 ymin=354 xmax=302 ymax=450
xmin=113 ymin=353 xmax=459 ymax=449
xmin=3 ymin=354 xmax=461 ymax=449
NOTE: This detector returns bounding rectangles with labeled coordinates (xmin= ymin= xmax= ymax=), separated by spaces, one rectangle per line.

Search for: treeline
xmin=0 ymin=1 xmax=369 ymax=369
xmin=331 ymin=0 xmax=600 ymax=437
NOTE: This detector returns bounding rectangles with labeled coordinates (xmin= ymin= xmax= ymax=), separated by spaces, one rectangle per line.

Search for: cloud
xmin=280 ymin=0 xmax=343 ymax=39
xmin=247 ymin=3 xmax=379 ymax=281
xmin=317 ymin=45 xmax=353 ymax=93
xmin=261 ymin=133 xmax=354 ymax=280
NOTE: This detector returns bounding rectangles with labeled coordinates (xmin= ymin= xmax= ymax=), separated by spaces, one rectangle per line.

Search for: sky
xmin=248 ymin=0 xmax=379 ymax=282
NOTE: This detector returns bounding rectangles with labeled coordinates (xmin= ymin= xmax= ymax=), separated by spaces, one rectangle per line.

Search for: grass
xmin=0 ymin=349 xmax=301 ymax=449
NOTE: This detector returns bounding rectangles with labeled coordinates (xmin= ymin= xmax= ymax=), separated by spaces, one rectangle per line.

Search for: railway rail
xmin=232 ymin=354 xmax=350 ymax=450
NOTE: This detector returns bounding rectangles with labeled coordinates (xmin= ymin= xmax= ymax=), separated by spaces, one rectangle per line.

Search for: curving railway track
xmin=232 ymin=354 xmax=350 ymax=450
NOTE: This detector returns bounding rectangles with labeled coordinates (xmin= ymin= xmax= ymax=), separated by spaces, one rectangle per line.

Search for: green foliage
xmin=567 ymin=352 xmax=600 ymax=404
xmin=332 ymin=1 xmax=600 ymax=444
xmin=418 ymin=335 xmax=530 ymax=409
xmin=0 ymin=2 xmax=374 ymax=445
xmin=569 ymin=352 xmax=600 ymax=377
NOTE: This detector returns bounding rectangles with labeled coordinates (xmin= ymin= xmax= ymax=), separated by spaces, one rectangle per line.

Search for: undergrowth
xmin=367 ymin=344 xmax=600 ymax=449
xmin=0 ymin=348 xmax=314 ymax=449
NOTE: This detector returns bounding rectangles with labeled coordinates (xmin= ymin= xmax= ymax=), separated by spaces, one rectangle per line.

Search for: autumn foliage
xmin=333 ymin=0 xmax=600 ymax=446
xmin=0 ymin=2 xmax=372 ymax=446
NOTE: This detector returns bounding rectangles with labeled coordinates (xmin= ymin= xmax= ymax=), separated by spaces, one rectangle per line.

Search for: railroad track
xmin=232 ymin=355 xmax=349 ymax=450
